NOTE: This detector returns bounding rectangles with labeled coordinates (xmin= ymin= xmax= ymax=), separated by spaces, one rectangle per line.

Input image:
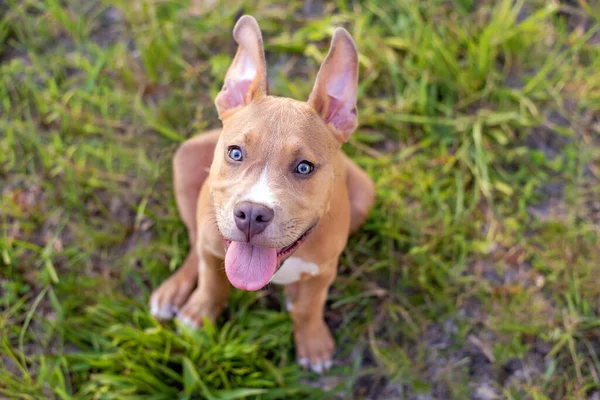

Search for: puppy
xmin=150 ymin=15 xmax=375 ymax=374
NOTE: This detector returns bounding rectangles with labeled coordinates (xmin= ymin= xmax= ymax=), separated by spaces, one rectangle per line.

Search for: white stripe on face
xmin=241 ymin=167 xmax=276 ymax=207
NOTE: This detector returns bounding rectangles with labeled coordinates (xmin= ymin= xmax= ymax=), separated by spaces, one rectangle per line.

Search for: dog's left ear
xmin=215 ymin=15 xmax=268 ymax=119
xmin=308 ymin=28 xmax=358 ymax=143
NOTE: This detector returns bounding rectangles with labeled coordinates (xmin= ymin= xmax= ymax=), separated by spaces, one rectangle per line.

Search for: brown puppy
xmin=150 ymin=16 xmax=375 ymax=374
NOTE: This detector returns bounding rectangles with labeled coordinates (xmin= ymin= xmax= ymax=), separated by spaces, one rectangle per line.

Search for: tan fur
xmin=150 ymin=16 xmax=375 ymax=374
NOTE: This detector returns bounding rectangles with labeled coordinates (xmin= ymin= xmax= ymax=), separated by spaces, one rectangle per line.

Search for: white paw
xmin=311 ymin=359 xmax=332 ymax=374
xmin=298 ymin=357 xmax=309 ymax=368
xmin=311 ymin=361 xmax=324 ymax=374
xmin=176 ymin=312 xmax=200 ymax=330
xmin=285 ymin=298 xmax=293 ymax=312
xmin=150 ymin=295 xmax=178 ymax=320
xmin=297 ymin=357 xmax=333 ymax=374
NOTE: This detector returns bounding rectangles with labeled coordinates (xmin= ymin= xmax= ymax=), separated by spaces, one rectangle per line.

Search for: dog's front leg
xmin=287 ymin=263 xmax=337 ymax=374
xmin=176 ymin=250 xmax=229 ymax=329
xmin=150 ymin=249 xmax=199 ymax=320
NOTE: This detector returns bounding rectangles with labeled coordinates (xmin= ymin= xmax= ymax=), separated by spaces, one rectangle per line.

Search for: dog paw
xmin=175 ymin=294 xmax=222 ymax=329
xmin=285 ymin=298 xmax=293 ymax=312
xmin=294 ymin=320 xmax=335 ymax=374
xmin=150 ymin=276 xmax=196 ymax=320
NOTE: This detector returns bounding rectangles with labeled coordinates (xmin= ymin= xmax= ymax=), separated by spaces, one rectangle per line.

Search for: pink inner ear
xmin=220 ymin=78 xmax=253 ymax=110
xmin=217 ymin=48 xmax=259 ymax=111
xmin=327 ymin=95 xmax=357 ymax=135
xmin=325 ymin=69 xmax=357 ymax=135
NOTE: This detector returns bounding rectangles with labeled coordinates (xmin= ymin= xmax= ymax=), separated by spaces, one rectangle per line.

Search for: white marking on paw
xmin=150 ymin=296 xmax=158 ymax=314
xmin=150 ymin=295 xmax=175 ymax=320
xmin=176 ymin=313 xmax=199 ymax=329
xmin=298 ymin=358 xmax=309 ymax=368
xmin=311 ymin=361 xmax=323 ymax=374
xmin=241 ymin=167 xmax=276 ymax=207
xmin=271 ymin=257 xmax=319 ymax=285
xmin=285 ymin=298 xmax=293 ymax=312
xmin=324 ymin=360 xmax=332 ymax=370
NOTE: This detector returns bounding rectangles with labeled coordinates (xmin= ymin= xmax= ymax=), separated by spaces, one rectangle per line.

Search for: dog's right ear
xmin=215 ymin=15 xmax=268 ymax=119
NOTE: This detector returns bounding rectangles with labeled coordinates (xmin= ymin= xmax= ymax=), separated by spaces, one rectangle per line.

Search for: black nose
xmin=234 ymin=201 xmax=274 ymax=240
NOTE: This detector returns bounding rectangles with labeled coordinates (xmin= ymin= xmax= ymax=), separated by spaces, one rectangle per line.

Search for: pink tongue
xmin=225 ymin=242 xmax=278 ymax=291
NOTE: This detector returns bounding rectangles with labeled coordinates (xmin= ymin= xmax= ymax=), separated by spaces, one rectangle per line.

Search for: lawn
xmin=1 ymin=0 xmax=599 ymax=398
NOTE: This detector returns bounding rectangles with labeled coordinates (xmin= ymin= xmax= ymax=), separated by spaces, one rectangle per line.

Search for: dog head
xmin=209 ymin=16 xmax=358 ymax=290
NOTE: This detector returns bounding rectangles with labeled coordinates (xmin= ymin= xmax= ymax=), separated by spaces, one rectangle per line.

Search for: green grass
xmin=1 ymin=0 xmax=599 ymax=398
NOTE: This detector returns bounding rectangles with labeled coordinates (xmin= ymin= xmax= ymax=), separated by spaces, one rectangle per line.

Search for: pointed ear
xmin=308 ymin=28 xmax=359 ymax=143
xmin=215 ymin=15 xmax=268 ymax=119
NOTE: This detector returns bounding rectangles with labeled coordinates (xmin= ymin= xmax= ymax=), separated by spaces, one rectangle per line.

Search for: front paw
xmin=150 ymin=275 xmax=196 ymax=320
xmin=294 ymin=320 xmax=335 ymax=374
xmin=175 ymin=292 xmax=224 ymax=329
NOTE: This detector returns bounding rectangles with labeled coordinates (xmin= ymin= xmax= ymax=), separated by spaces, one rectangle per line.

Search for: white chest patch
xmin=270 ymin=257 xmax=319 ymax=285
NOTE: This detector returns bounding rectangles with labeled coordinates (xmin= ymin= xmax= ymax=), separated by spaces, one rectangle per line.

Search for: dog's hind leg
xmin=343 ymin=154 xmax=375 ymax=234
xmin=150 ymin=130 xmax=220 ymax=320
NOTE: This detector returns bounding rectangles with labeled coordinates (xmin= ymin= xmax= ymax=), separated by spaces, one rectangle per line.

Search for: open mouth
xmin=222 ymin=224 xmax=316 ymax=291
xmin=224 ymin=224 xmax=315 ymax=264
xmin=275 ymin=225 xmax=315 ymax=263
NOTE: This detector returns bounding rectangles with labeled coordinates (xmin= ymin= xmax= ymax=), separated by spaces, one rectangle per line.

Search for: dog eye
xmin=227 ymin=146 xmax=243 ymax=161
xmin=295 ymin=161 xmax=314 ymax=175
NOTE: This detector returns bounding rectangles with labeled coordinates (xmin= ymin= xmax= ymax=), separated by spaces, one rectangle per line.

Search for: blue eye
xmin=228 ymin=146 xmax=243 ymax=161
xmin=295 ymin=161 xmax=314 ymax=175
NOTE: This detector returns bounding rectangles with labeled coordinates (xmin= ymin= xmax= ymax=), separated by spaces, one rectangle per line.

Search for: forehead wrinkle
xmin=233 ymin=98 xmax=335 ymax=163
xmin=288 ymin=144 xmax=318 ymax=163
xmin=291 ymin=145 xmax=302 ymax=158
xmin=224 ymin=124 xmax=252 ymax=145
xmin=243 ymin=130 xmax=256 ymax=144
